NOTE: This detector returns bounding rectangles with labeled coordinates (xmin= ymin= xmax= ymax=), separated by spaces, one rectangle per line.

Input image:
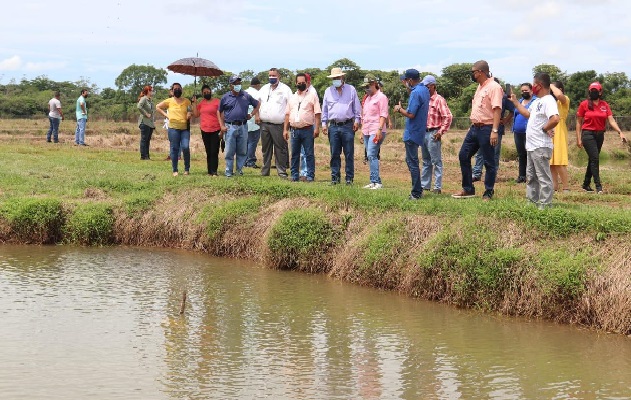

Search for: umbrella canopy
xmin=167 ymin=57 xmax=223 ymax=77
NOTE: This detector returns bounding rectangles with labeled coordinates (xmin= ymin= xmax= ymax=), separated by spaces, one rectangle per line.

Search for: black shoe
xmin=516 ymin=176 xmax=526 ymax=183
xmin=252 ymin=164 xmax=260 ymax=169
xmin=330 ymin=180 xmax=340 ymax=186
xmin=46 ymin=139 xmax=52 ymax=143
xmin=346 ymin=180 xmax=353 ymax=186
xmin=482 ymin=189 xmax=494 ymax=201
xmin=408 ymin=194 xmax=422 ymax=200
xmin=582 ymin=185 xmax=594 ymax=192
xmin=472 ymin=176 xmax=481 ymax=183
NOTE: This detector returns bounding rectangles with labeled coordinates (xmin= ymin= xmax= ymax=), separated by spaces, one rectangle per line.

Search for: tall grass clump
xmin=0 ymin=198 xmax=64 ymax=244
xmin=63 ymin=203 xmax=115 ymax=245
xmin=201 ymin=196 xmax=264 ymax=241
xmin=267 ymin=208 xmax=338 ymax=273
xmin=416 ymin=220 xmax=523 ymax=309
xmin=352 ymin=217 xmax=407 ymax=289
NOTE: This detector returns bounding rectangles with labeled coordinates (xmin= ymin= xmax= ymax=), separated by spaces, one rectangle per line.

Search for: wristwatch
xmin=492 ymin=128 xmax=498 ymax=133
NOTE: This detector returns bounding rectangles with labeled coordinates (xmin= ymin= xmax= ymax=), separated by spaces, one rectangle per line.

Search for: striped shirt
xmin=426 ymin=92 xmax=453 ymax=134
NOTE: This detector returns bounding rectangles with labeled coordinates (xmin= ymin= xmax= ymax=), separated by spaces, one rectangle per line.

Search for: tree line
xmin=2 ymin=58 xmax=631 ymax=125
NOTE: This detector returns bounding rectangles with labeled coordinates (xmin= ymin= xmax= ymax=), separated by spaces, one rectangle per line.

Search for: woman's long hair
xmin=138 ymin=85 xmax=152 ymax=101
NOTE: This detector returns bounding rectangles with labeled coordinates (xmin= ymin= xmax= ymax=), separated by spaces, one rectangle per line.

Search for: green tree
xmin=327 ymin=58 xmax=362 ymax=88
xmin=440 ymin=63 xmax=474 ymax=99
xmin=532 ymin=64 xmax=567 ymax=83
xmin=565 ymin=70 xmax=601 ymax=108
xmin=115 ymin=64 xmax=167 ymax=98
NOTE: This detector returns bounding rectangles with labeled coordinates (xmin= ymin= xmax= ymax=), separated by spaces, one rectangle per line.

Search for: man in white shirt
xmin=245 ymin=77 xmax=262 ymax=168
xmin=511 ymin=72 xmax=560 ymax=209
xmin=256 ymin=68 xmax=293 ymax=178
xmin=47 ymin=91 xmax=63 ymax=143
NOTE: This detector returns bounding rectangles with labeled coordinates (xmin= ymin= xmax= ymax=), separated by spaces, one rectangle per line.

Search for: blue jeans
xmin=405 ymin=140 xmax=423 ymax=198
xmin=328 ymin=123 xmax=355 ymax=182
xmin=458 ymin=125 xmax=497 ymax=193
xmin=421 ymin=129 xmax=443 ymax=190
xmin=47 ymin=117 xmax=60 ymax=142
xmin=363 ymin=133 xmax=385 ymax=184
xmin=224 ymin=123 xmax=248 ymax=176
xmin=75 ymin=118 xmax=86 ymax=144
xmin=514 ymin=132 xmax=527 ymax=178
xmin=290 ymin=126 xmax=315 ymax=181
xmin=167 ymin=128 xmax=190 ymax=173
xmin=245 ymin=128 xmax=260 ymax=166
xmin=472 ymin=133 xmax=503 ymax=178
xmin=299 ymin=146 xmax=308 ymax=177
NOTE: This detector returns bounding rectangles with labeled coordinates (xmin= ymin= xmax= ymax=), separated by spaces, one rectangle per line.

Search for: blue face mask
xmin=233 ymin=85 xmax=242 ymax=92
xmin=332 ymin=79 xmax=342 ymax=88
xmin=269 ymin=77 xmax=278 ymax=85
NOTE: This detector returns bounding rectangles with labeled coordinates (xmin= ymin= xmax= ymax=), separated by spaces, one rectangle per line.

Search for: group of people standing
xmin=43 ymin=59 xmax=621 ymax=205
xmin=451 ymin=60 xmax=627 ymax=208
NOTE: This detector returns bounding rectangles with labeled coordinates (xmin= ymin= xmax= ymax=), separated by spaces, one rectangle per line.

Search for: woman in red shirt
xmin=576 ymin=82 xmax=627 ymax=193
xmin=193 ymin=84 xmax=222 ymax=176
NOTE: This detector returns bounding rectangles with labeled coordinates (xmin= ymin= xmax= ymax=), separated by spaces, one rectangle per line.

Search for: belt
xmin=427 ymin=126 xmax=441 ymax=131
xmin=262 ymin=121 xmax=284 ymax=126
xmin=226 ymin=120 xmax=246 ymax=126
xmin=329 ymin=119 xmax=353 ymax=126
xmin=290 ymin=125 xmax=313 ymax=130
xmin=472 ymin=123 xmax=492 ymax=128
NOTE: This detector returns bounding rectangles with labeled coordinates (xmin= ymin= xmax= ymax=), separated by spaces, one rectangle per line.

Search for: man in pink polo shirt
xmin=452 ymin=60 xmax=503 ymax=200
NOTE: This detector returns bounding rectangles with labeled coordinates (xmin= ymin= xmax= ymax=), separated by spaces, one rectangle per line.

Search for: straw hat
xmin=327 ymin=67 xmax=346 ymax=78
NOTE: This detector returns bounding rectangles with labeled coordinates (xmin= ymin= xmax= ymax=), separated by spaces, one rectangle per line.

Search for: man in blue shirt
xmin=513 ymin=83 xmax=536 ymax=183
xmin=393 ymin=69 xmax=430 ymax=199
xmin=219 ymin=76 xmax=260 ymax=177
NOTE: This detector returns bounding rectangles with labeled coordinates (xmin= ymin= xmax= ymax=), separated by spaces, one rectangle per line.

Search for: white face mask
xmin=332 ymin=79 xmax=342 ymax=88
xmin=233 ymin=85 xmax=242 ymax=92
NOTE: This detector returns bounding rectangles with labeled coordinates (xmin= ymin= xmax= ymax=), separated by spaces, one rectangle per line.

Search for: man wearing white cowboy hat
xmin=321 ymin=67 xmax=361 ymax=185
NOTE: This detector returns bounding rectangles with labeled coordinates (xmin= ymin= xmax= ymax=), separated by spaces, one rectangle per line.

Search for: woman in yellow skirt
xmin=550 ymin=81 xmax=570 ymax=192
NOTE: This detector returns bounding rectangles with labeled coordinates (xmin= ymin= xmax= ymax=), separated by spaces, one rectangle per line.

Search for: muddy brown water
xmin=1 ymin=245 xmax=630 ymax=399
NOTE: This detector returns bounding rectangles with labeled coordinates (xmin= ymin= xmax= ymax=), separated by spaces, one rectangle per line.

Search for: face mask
xmin=173 ymin=89 xmax=182 ymax=98
xmin=332 ymin=79 xmax=342 ymax=88
xmin=532 ymin=85 xmax=541 ymax=96
xmin=521 ymin=92 xmax=531 ymax=100
xmin=233 ymin=85 xmax=242 ymax=92
xmin=203 ymin=93 xmax=212 ymax=100
xmin=471 ymin=72 xmax=477 ymax=83
xmin=269 ymin=77 xmax=278 ymax=85
xmin=589 ymin=90 xmax=600 ymax=100
xmin=296 ymin=83 xmax=307 ymax=92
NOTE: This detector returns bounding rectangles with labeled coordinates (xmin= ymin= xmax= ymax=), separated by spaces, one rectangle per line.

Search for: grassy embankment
xmin=1 ymin=119 xmax=631 ymax=334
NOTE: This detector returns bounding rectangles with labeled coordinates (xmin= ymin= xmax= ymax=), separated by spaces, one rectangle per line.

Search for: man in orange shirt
xmin=452 ymin=60 xmax=503 ymax=200
xmin=284 ymin=73 xmax=321 ymax=182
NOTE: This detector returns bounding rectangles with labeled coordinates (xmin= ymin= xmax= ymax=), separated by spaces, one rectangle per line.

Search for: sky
xmin=2 ymin=0 xmax=631 ymax=91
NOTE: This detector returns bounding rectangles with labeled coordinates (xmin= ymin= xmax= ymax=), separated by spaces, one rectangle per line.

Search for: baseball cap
xmin=404 ymin=69 xmax=420 ymax=80
xmin=588 ymin=82 xmax=602 ymax=91
xmin=250 ymin=77 xmax=261 ymax=85
xmin=422 ymin=75 xmax=436 ymax=86
xmin=229 ymin=75 xmax=241 ymax=84
xmin=361 ymin=73 xmax=378 ymax=86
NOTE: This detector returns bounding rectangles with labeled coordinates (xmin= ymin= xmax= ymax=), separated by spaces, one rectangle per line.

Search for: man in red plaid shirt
xmin=421 ymin=75 xmax=453 ymax=194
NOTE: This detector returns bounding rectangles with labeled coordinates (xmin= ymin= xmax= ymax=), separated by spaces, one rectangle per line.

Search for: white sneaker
xmin=363 ymin=183 xmax=375 ymax=189
xmin=370 ymin=183 xmax=383 ymax=189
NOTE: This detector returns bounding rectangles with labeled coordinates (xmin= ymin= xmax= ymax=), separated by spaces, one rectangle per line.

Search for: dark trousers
xmin=201 ymin=130 xmax=221 ymax=175
xmin=458 ymin=125 xmax=497 ymax=193
xmin=514 ymin=132 xmax=527 ymax=178
xmin=328 ymin=122 xmax=355 ymax=182
xmin=261 ymin=122 xmax=288 ymax=176
xmin=139 ymin=124 xmax=154 ymax=159
xmin=582 ymin=130 xmax=605 ymax=189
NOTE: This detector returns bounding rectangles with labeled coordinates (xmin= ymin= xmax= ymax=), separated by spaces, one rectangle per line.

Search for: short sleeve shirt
xmin=162 ymin=97 xmax=191 ymax=130
xmin=470 ymin=78 xmax=503 ymax=125
xmin=219 ymin=91 xmax=258 ymax=123
xmin=577 ymin=100 xmax=612 ymax=131
xmin=75 ymin=96 xmax=87 ymax=120
xmin=49 ymin=98 xmax=61 ymax=119
xmin=197 ymin=98 xmax=221 ymax=132
xmin=403 ymin=84 xmax=430 ymax=146
xmin=286 ymin=90 xmax=321 ymax=128
xmin=525 ymin=94 xmax=559 ymax=151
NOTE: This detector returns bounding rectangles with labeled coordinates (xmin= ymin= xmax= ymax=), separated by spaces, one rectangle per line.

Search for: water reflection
xmin=1 ymin=245 xmax=630 ymax=399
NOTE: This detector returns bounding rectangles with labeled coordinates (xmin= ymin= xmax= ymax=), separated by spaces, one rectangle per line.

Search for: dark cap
xmin=404 ymin=69 xmax=420 ymax=80
xmin=229 ymin=75 xmax=241 ymax=84
xmin=250 ymin=77 xmax=261 ymax=85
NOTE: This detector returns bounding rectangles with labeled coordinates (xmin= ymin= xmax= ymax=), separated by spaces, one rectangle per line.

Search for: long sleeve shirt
xmin=321 ymin=83 xmax=361 ymax=126
xmin=426 ymin=92 xmax=452 ymax=135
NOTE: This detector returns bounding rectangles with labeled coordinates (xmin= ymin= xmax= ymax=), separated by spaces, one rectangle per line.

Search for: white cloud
xmin=0 ymin=55 xmax=22 ymax=71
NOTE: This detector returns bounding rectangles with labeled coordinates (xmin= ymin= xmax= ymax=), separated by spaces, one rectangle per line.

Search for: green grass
xmin=0 ymin=198 xmax=64 ymax=244
xmin=200 ymin=196 xmax=265 ymax=241
xmin=63 ymin=203 xmax=115 ymax=245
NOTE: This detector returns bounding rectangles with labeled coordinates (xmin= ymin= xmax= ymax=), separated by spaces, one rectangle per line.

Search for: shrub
xmin=63 ymin=203 xmax=115 ymax=245
xmin=267 ymin=208 xmax=338 ymax=273
xmin=202 ymin=197 xmax=263 ymax=241
xmin=0 ymin=198 xmax=64 ymax=243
